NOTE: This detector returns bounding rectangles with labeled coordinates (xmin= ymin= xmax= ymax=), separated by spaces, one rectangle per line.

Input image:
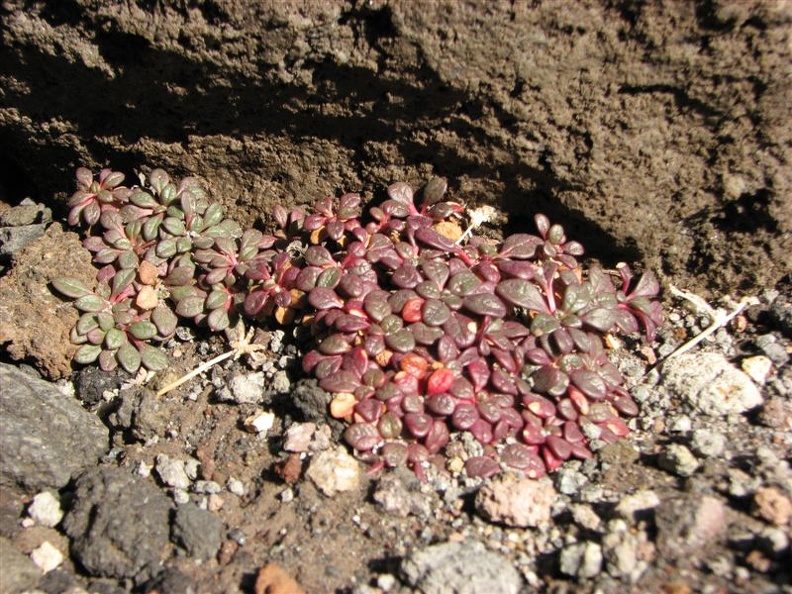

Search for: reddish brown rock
xmin=0 ymin=224 xmax=95 ymax=379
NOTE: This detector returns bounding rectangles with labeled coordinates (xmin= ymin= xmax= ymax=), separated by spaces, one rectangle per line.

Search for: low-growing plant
xmin=54 ymin=167 xmax=662 ymax=478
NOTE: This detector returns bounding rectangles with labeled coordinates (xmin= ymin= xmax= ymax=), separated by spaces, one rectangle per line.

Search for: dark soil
xmin=0 ymin=2 xmax=791 ymax=594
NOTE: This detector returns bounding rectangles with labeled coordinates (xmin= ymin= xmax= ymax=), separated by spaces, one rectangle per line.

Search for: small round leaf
xmin=74 ymin=344 xmax=102 ymax=365
xmin=116 ymin=343 xmax=142 ymax=373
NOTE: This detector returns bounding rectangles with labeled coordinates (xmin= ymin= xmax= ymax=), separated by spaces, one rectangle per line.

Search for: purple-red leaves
xmin=569 ymin=369 xmax=608 ymax=401
xmin=414 ymin=226 xmax=456 ymax=252
xmin=344 ymin=423 xmax=381 ymax=451
xmin=463 ymin=293 xmax=507 ymax=317
xmin=496 ymin=278 xmax=547 ymax=311
xmin=499 ymin=233 xmax=543 ymax=259
xmin=465 ymin=456 xmax=501 ymax=479
xmin=309 ymin=287 xmax=344 ymax=310
xmin=501 ymin=444 xmax=546 ymax=477
xmin=451 ymin=402 xmax=479 ymax=430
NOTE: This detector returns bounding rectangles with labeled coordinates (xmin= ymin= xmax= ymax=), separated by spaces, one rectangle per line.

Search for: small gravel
xmin=559 ymin=541 xmax=603 ymax=579
xmin=155 ymin=454 xmax=192 ymax=490
xmin=690 ymin=428 xmax=727 ymax=458
xmin=614 ymin=490 xmax=661 ymax=522
xmin=217 ymin=372 xmax=266 ymax=404
xmin=658 ymin=444 xmax=700 ymax=477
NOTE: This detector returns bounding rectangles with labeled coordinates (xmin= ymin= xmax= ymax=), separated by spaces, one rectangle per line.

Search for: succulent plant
xmin=56 ymin=167 xmax=663 ymax=480
xmin=290 ymin=182 xmax=662 ymax=478
xmin=52 ymin=276 xmax=176 ymax=373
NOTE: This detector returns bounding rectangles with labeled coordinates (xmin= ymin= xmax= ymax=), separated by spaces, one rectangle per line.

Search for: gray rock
xmin=0 ymin=363 xmax=108 ymax=492
xmin=756 ymin=334 xmax=790 ymax=365
xmin=401 ymin=540 xmax=522 ymax=594
xmin=662 ymin=352 xmax=762 ymax=416
xmin=218 ymin=372 xmax=265 ymax=404
xmin=109 ymin=387 xmax=171 ymax=441
xmin=373 ymin=468 xmax=431 ymax=518
xmin=268 ymin=369 xmax=291 ymax=395
xmin=0 ymin=535 xmax=41 ymax=593
xmin=655 ymin=494 xmax=727 ymax=560
xmin=290 ymin=379 xmax=334 ymax=423
xmin=658 ymin=444 xmax=700 ymax=477
xmin=690 ymin=428 xmax=726 ymax=458
xmin=0 ymin=201 xmax=50 ymax=226
xmin=614 ymin=490 xmax=661 ymax=523
xmin=171 ymin=503 xmax=224 ymax=561
xmin=192 ymin=480 xmax=222 ymax=494
xmin=142 ymin=567 xmax=200 ymax=594
xmin=0 ymin=224 xmax=48 ymax=257
xmin=62 ymin=466 xmax=172 ymax=582
xmin=555 ymin=466 xmax=588 ymax=495
xmin=559 ymin=541 xmax=603 ymax=579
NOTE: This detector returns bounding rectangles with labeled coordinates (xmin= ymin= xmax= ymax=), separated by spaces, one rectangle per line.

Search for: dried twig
xmin=661 ymin=286 xmax=758 ymax=363
xmin=155 ymin=322 xmax=267 ymax=397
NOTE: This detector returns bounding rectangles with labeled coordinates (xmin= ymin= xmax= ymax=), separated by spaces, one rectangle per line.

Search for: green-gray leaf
xmin=52 ymin=277 xmax=91 ymax=299
xmin=151 ymin=306 xmax=178 ymax=337
xmin=140 ymin=344 xmax=168 ymax=371
xmin=104 ymin=327 xmax=127 ymax=350
xmin=207 ymin=307 xmax=230 ymax=332
xmin=129 ymin=321 xmax=158 ymax=340
xmin=97 ymin=311 xmax=115 ymax=332
xmin=175 ymin=296 xmax=205 ymax=318
xmin=112 ymin=268 xmax=136 ymax=296
xmin=142 ymin=215 xmax=162 ymax=241
xmin=117 ymin=250 xmax=139 ymax=270
xmin=116 ymin=343 xmax=141 ymax=373
xmin=205 ymin=289 xmax=228 ymax=311
xmin=496 ymin=279 xmax=547 ymax=312
xmin=130 ymin=189 xmax=158 ymax=208
xmin=76 ymin=313 xmax=99 ymax=335
xmin=162 ymin=217 xmax=186 ymax=236
xmin=203 ymin=202 xmax=224 ymax=229
xmin=156 ymin=238 xmax=178 ymax=258
xmin=74 ymin=294 xmax=106 ymax=313
xmin=74 ymin=344 xmax=102 ymax=365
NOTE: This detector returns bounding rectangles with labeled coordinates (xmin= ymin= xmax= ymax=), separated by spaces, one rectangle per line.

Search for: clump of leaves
xmin=55 ymin=167 xmax=662 ymax=479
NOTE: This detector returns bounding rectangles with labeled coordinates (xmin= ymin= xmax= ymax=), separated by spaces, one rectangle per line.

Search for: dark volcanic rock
xmin=62 ymin=466 xmax=173 ymax=583
xmin=171 ymin=503 xmax=224 ymax=561
xmin=0 ymin=363 xmax=109 ymax=493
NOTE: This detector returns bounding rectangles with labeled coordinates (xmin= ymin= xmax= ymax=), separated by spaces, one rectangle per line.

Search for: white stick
xmin=155 ymin=348 xmax=235 ymax=397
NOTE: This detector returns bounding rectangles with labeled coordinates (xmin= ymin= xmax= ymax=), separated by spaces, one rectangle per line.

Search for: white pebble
xmin=30 ymin=541 xmax=63 ymax=572
xmin=227 ymin=478 xmax=246 ymax=497
xmin=306 ymin=447 xmax=361 ymax=496
xmin=27 ymin=492 xmax=63 ymax=528
xmin=243 ymin=410 xmax=275 ymax=435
